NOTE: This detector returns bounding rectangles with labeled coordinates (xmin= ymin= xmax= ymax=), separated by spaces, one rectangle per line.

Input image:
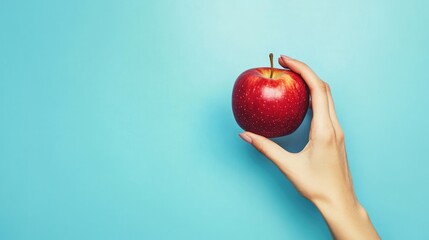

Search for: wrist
xmin=312 ymin=193 xmax=368 ymax=222
xmin=311 ymin=190 xmax=359 ymax=211
xmin=313 ymin=195 xmax=379 ymax=240
xmin=315 ymin=198 xmax=368 ymax=221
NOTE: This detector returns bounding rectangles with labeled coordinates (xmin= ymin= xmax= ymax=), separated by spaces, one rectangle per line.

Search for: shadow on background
xmin=273 ymin=109 xmax=312 ymax=153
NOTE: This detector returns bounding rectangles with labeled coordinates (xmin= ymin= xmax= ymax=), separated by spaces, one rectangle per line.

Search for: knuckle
xmin=256 ymin=143 xmax=268 ymax=155
xmin=300 ymin=61 xmax=309 ymax=68
xmin=337 ymin=129 xmax=345 ymax=142
xmin=325 ymin=82 xmax=331 ymax=92
xmin=315 ymin=81 xmax=326 ymax=91
xmin=296 ymin=60 xmax=309 ymax=69
xmin=317 ymin=127 xmax=336 ymax=143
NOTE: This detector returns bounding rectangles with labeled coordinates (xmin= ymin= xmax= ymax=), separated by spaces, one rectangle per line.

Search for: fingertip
xmin=280 ymin=54 xmax=294 ymax=60
xmin=278 ymin=56 xmax=285 ymax=65
xmin=278 ymin=56 xmax=289 ymax=68
xmin=239 ymin=132 xmax=253 ymax=144
xmin=242 ymin=131 xmax=264 ymax=140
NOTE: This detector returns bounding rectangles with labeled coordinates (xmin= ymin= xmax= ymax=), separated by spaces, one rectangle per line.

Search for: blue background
xmin=1 ymin=0 xmax=428 ymax=239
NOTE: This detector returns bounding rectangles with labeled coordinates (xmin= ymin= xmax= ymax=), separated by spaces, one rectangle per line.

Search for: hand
xmin=239 ymin=55 xmax=380 ymax=240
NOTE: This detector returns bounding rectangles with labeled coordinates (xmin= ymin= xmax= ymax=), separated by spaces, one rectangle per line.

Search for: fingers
xmin=278 ymin=55 xmax=331 ymax=128
xmin=239 ymin=132 xmax=295 ymax=172
xmin=325 ymin=84 xmax=344 ymax=141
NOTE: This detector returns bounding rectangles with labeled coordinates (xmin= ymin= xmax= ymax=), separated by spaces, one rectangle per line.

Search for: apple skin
xmin=232 ymin=67 xmax=309 ymax=138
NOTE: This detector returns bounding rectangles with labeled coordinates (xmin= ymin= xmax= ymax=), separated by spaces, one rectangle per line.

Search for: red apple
xmin=232 ymin=53 xmax=309 ymax=138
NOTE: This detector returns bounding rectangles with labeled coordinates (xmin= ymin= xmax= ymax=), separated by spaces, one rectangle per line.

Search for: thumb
xmin=239 ymin=131 xmax=295 ymax=172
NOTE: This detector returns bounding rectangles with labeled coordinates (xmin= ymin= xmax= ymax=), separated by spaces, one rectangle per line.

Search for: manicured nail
xmin=281 ymin=55 xmax=293 ymax=61
xmin=239 ymin=132 xmax=252 ymax=144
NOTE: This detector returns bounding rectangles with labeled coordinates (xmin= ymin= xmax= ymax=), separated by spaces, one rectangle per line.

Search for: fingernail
xmin=239 ymin=132 xmax=252 ymax=144
xmin=281 ymin=55 xmax=293 ymax=61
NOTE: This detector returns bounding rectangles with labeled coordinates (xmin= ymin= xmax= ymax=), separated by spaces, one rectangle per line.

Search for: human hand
xmin=239 ymin=55 xmax=379 ymax=239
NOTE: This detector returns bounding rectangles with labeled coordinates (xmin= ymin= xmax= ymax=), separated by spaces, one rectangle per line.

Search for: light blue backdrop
xmin=1 ymin=0 xmax=428 ymax=239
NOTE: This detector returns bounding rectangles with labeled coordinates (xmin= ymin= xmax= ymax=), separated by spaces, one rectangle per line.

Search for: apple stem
xmin=269 ymin=53 xmax=274 ymax=78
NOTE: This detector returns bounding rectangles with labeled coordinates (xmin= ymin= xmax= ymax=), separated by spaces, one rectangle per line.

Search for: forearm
xmin=314 ymin=198 xmax=380 ymax=240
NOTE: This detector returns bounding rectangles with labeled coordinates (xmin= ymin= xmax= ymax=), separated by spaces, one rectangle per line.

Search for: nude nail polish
xmin=239 ymin=133 xmax=252 ymax=144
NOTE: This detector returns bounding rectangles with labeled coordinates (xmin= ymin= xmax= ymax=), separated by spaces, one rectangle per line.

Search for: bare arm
xmin=239 ymin=55 xmax=380 ymax=240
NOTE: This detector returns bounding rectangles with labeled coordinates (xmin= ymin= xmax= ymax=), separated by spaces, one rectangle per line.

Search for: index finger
xmin=278 ymin=55 xmax=332 ymax=128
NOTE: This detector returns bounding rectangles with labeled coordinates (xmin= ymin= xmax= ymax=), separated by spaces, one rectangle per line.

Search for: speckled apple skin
xmin=232 ymin=67 xmax=310 ymax=138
